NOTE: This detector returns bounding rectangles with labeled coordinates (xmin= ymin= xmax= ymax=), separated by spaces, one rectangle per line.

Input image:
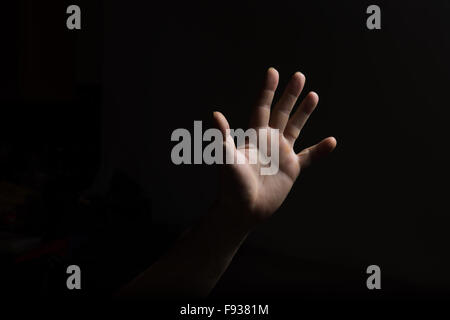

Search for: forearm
xmin=117 ymin=202 xmax=252 ymax=298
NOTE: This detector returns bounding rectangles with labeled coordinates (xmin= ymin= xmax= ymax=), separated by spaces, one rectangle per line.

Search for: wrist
xmin=208 ymin=199 xmax=257 ymax=236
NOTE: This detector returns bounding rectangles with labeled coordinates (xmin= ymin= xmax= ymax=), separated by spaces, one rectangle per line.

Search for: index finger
xmin=249 ymin=67 xmax=279 ymax=128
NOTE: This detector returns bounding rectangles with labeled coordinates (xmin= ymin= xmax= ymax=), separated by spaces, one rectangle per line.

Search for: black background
xmin=1 ymin=0 xmax=450 ymax=303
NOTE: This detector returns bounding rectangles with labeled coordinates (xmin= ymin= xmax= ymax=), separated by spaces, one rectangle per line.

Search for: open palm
xmin=213 ymin=68 xmax=336 ymax=223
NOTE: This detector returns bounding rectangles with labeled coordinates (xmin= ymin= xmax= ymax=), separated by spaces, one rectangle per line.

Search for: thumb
xmin=212 ymin=111 xmax=230 ymax=140
xmin=212 ymin=111 xmax=237 ymax=164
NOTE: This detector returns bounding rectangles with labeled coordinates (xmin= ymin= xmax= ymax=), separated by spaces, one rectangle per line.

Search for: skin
xmin=118 ymin=68 xmax=337 ymax=298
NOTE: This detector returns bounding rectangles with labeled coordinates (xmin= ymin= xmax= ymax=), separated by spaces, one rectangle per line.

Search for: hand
xmin=213 ymin=68 xmax=336 ymax=225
